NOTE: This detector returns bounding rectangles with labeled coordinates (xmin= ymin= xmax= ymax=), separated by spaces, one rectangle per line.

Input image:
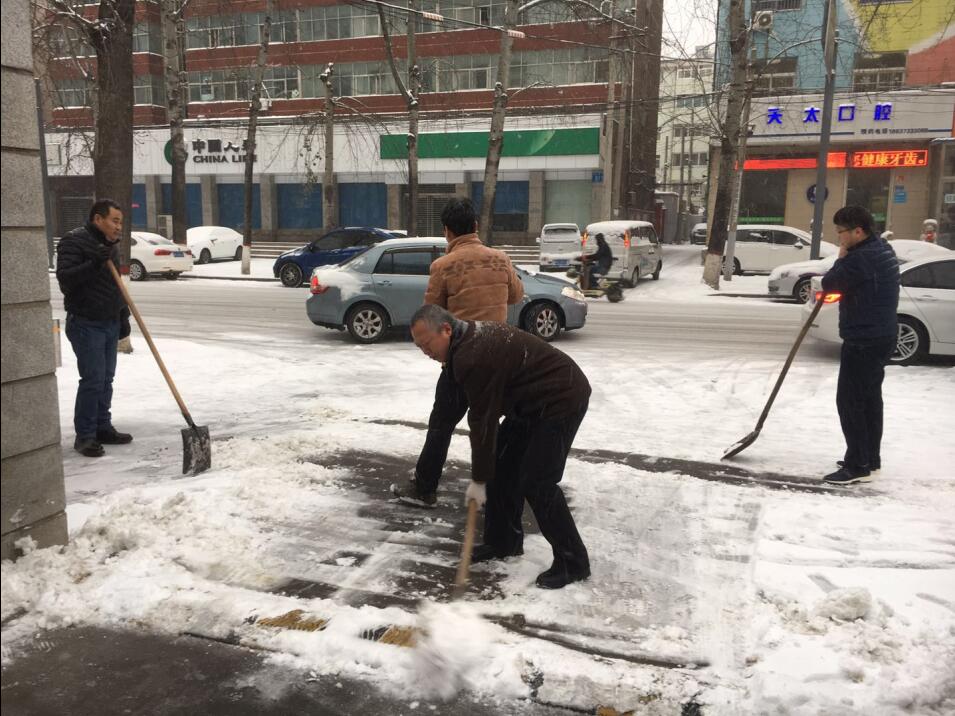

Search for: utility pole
xmin=600 ymin=28 xmax=618 ymax=220
xmin=810 ymin=0 xmax=838 ymax=260
xmin=242 ymin=0 xmax=272 ymax=275
xmin=678 ymin=127 xmax=687 ymax=241
xmin=320 ymin=63 xmax=338 ymax=231
xmin=612 ymin=34 xmax=631 ymax=218
xmin=721 ymin=66 xmax=754 ymax=282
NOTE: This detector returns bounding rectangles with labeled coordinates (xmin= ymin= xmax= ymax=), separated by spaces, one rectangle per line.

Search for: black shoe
xmin=96 ymin=426 xmax=133 ymax=445
xmin=535 ymin=562 xmax=591 ymax=590
xmin=390 ymin=480 xmax=436 ymax=509
xmin=838 ymin=459 xmax=880 ymax=472
xmin=74 ymin=438 xmax=105 ymax=458
xmin=472 ymin=543 xmax=524 ymax=564
xmin=824 ymin=466 xmax=871 ymax=485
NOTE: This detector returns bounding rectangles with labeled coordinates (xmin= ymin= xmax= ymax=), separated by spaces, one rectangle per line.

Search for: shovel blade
xmin=722 ymin=429 xmax=759 ymax=460
xmin=182 ymin=425 xmax=212 ymax=475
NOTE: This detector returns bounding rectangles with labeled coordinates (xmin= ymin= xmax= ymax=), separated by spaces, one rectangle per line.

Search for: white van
xmin=582 ymin=220 xmax=662 ymax=286
xmin=538 ymin=223 xmax=582 ymax=272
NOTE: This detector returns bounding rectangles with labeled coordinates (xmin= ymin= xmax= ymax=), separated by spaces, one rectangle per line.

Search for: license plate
xmin=554 ymin=260 xmax=568 ymax=267
xmin=174 ymin=251 xmax=184 ymax=257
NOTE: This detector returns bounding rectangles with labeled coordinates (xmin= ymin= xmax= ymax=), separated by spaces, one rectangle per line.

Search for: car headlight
xmin=561 ymin=286 xmax=586 ymax=301
xmin=776 ymin=271 xmax=790 ymax=279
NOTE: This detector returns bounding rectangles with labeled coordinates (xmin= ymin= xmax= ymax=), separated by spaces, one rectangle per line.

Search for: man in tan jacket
xmin=392 ymin=197 xmax=524 ymax=507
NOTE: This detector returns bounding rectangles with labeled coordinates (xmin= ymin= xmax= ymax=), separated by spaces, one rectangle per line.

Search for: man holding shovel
xmin=410 ymin=305 xmax=591 ymax=590
xmin=56 ymin=199 xmax=132 ymax=458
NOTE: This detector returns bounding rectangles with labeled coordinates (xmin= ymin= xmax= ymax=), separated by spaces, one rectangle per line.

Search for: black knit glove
xmin=119 ymin=307 xmax=131 ymax=339
xmin=95 ymin=243 xmax=114 ymax=264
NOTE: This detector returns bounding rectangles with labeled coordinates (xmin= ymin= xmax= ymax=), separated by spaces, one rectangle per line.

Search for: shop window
xmin=739 ymin=170 xmax=787 ymax=223
xmin=846 ymin=168 xmax=890 ymax=234
xmin=753 ymin=57 xmax=797 ymax=96
xmin=853 ymin=53 xmax=906 ymax=92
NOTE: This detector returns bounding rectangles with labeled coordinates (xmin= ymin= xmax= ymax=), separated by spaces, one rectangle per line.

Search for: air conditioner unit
xmin=157 ymin=214 xmax=173 ymax=239
xmin=753 ymin=11 xmax=774 ymax=32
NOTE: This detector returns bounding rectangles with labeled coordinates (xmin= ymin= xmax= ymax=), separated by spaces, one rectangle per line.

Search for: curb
xmin=179 ymin=274 xmax=279 ymax=283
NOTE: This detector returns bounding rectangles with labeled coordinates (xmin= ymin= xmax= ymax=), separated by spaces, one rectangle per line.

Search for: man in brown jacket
xmin=408 ymin=304 xmax=591 ymax=589
xmin=392 ymin=198 xmax=523 ymax=508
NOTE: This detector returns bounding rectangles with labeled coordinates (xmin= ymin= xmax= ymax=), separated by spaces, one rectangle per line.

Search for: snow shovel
xmin=107 ymin=260 xmax=212 ymax=475
xmin=722 ymin=300 xmax=824 ymax=460
xmin=452 ymin=498 xmax=480 ymax=599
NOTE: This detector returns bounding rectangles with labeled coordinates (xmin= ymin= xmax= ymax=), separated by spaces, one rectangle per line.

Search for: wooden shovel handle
xmin=453 ymin=498 xmax=480 ymax=595
xmin=107 ymin=260 xmax=196 ymax=428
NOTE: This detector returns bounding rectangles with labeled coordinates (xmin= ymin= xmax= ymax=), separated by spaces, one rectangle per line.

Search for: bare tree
xmin=377 ymin=0 xmax=421 ymax=235
xmin=161 ymin=0 xmax=189 ymax=245
xmin=241 ymin=0 xmax=273 ymax=274
xmin=320 ymin=63 xmax=338 ymax=231
xmin=480 ymin=0 xmax=520 ymax=246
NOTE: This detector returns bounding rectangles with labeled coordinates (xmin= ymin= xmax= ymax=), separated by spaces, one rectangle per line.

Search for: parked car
xmin=701 ymin=225 xmax=837 ymax=275
xmin=770 ymin=239 xmax=951 ymax=303
xmin=129 ymin=231 xmax=194 ymax=280
xmin=806 ymin=255 xmax=955 ymax=365
xmin=187 ymin=226 xmax=244 ymax=264
xmin=273 ymin=227 xmax=400 ymax=287
xmin=306 ymin=237 xmax=588 ymax=344
xmin=690 ymin=223 xmax=707 ymax=245
xmin=582 ymin=220 xmax=662 ymax=287
xmin=538 ymin=223 xmax=582 ymax=272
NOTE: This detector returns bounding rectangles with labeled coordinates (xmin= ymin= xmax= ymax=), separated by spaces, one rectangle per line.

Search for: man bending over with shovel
xmin=409 ymin=304 xmax=591 ymax=590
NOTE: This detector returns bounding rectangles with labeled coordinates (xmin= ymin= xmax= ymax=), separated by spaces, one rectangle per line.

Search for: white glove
xmin=465 ymin=480 xmax=487 ymax=508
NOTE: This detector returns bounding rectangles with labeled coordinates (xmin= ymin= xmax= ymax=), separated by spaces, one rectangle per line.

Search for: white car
xmin=186 ymin=226 xmax=244 ymax=264
xmin=806 ymin=255 xmax=955 ymax=365
xmin=129 ymin=231 xmax=194 ymax=281
xmin=706 ymin=225 xmax=837 ymax=275
xmin=538 ymin=223 xmax=582 ymax=272
xmin=769 ymin=240 xmax=951 ymax=303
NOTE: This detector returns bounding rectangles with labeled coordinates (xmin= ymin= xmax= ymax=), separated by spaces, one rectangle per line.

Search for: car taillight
xmin=310 ymin=275 xmax=328 ymax=295
xmin=185 ymin=250 xmax=193 ymax=256
xmin=581 ymin=231 xmax=588 ymax=248
xmin=154 ymin=248 xmax=173 ymax=255
xmin=815 ymin=290 xmax=842 ymax=304
xmin=623 ymin=230 xmax=631 ymax=249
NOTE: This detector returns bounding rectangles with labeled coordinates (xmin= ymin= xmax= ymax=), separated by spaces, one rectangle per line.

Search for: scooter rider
xmin=581 ymin=233 xmax=612 ymax=289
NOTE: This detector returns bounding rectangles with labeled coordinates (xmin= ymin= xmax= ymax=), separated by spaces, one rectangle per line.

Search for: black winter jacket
xmin=56 ymin=223 xmax=127 ymax=322
xmin=821 ymin=235 xmax=899 ymax=342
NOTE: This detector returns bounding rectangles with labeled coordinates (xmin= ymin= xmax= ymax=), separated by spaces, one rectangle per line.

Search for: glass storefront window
xmin=739 ymin=170 xmax=787 ymax=224
xmin=846 ymin=168 xmax=890 ymax=234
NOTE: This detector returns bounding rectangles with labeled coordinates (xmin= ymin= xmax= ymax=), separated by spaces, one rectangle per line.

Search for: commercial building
xmin=710 ymin=0 xmax=954 ymax=240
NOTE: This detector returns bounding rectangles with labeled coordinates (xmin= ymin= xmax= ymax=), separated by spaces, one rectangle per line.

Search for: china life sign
xmin=164 ymin=138 xmax=258 ymax=165
xmin=749 ymin=91 xmax=955 ymax=145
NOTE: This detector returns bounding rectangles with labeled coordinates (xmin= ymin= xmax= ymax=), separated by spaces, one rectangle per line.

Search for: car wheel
xmin=892 ymin=316 xmax=928 ymax=366
xmin=279 ymin=262 xmax=304 ymax=287
xmin=129 ymin=260 xmax=147 ymax=281
xmin=346 ymin=303 xmax=389 ymax=344
xmin=164 ymin=272 xmax=180 ymax=280
xmin=794 ymin=278 xmax=812 ymax=304
xmin=198 ymin=248 xmax=212 ymax=265
xmin=524 ymin=302 xmax=562 ymax=342
xmin=723 ymin=256 xmax=742 ymax=275
xmin=234 ymin=245 xmax=243 ymax=261
xmin=651 ymin=261 xmax=661 ymax=280
xmin=606 ymin=284 xmax=625 ymax=303
xmin=624 ymin=268 xmax=639 ymax=289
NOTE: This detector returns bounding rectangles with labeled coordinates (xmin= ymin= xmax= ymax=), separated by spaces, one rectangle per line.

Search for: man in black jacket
xmin=820 ymin=206 xmax=899 ymax=484
xmin=410 ymin=304 xmax=591 ymax=590
xmin=56 ymin=199 xmax=133 ymax=458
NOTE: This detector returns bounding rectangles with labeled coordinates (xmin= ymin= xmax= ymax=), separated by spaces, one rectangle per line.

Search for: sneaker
xmin=535 ymin=562 xmax=591 ymax=590
xmin=74 ymin=438 xmax=105 ymax=458
xmin=96 ymin=426 xmax=133 ymax=445
xmin=472 ymin=543 xmax=524 ymax=564
xmin=823 ymin=466 xmax=872 ymax=485
xmin=390 ymin=480 xmax=436 ymax=509
xmin=838 ymin=459 xmax=880 ymax=472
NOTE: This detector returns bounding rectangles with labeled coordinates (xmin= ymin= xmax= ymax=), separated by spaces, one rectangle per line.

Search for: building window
xmin=752 ymin=57 xmax=797 ymax=96
xmin=671 ymin=152 xmax=709 ymax=166
xmin=677 ymin=65 xmax=713 ymax=79
xmin=187 ymin=13 xmax=262 ymax=49
xmin=298 ymin=5 xmax=380 ymax=41
xmin=674 ymin=124 xmax=709 ymax=138
xmin=133 ymin=22 xmax=163 ymax=54
xmin=261 ymin=66 xmax=300 ymax=99
xmin=512 ymin=48 xmax=609 ymax=88
xmin=303 ymin=62 xmax=396 ymax=97
xmin=189 ymin=69 xmax=250 ymax=102
xmin=438 ymin=54 xmax=498 ymax=91
xmin=47 ymin=26 xmax=94 ymax=58
xmin=54 ymin=79 xmax=93 ymax=108
xmin=853 ymin=53 xmax=906 ymax=91
xmin=521 ymin=0 xmax=600 ymax=24
xmin=753 ymin=0 xmax=802 ymax=10
xmin=675 ymin=94 xmax=708 ymax=108
xmin=134 ymin=75 xmax=166 ymax=105
xmin=269 ymin=10 xmax=299 ymax=43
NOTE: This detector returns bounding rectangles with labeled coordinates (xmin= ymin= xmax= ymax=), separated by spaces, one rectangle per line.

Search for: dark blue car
xmin=273 ymin=227 xmax=401 ymax=287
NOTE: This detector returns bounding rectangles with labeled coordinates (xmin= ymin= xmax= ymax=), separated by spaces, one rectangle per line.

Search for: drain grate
xmin=256 ymin=610 xmax=328 ymax=632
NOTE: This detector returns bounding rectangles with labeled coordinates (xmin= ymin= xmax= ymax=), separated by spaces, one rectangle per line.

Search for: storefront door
xmin=846 ymin=168 xmax=891 ymax=234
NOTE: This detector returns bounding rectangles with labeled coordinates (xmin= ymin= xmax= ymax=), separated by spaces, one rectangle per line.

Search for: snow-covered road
xmin=5 ymin=248 xmax=954 ymax=713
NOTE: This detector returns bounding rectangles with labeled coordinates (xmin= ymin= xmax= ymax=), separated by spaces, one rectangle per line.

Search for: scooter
xmin=566 ymin=256 xmax=625 ymax=302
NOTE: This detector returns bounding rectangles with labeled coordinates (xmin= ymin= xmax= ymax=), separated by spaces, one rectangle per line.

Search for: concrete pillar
xmin=145 ymin=175 xmax=162 ymax=232
xmin=1 ymin=0 xmax=68 ymax=559
xmin=200 ymin=174 xmax=218 ymax=225
xmin=387 ymin=184 xmax=401 ymax=231
xmin=259 ymin=174 xmax=276 ymax=239
xmin=528 ymin=171 xmax=545 ymax=239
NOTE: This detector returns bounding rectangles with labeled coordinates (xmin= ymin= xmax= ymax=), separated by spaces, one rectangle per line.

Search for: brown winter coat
xmin=424 ymin=233 xmax=524 ymax=321
xmin=448 ymin=321 xmax=591 ymax=484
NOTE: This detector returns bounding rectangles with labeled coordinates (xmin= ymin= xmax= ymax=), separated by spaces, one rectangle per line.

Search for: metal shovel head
xmin=182 ymin=424 xmax=212 ymax=475
xmin=722 ymin=428 xmax=760 ymax=460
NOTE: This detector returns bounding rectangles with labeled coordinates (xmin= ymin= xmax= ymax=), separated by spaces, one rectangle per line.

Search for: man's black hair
xmin=833 ymin=205 xmax=874 ymax=236
xmin=89 ymin=199 xmax=122 ymax=223
xmin=411 ymin=304 xmax=454 ymax=331
xmin=595 ymin=232 xmax=606 ymax=243
xmin=441 ymin=197 xmax=477 ymax=237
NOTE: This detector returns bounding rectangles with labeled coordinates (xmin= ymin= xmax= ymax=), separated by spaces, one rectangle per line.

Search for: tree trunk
xmin=627 ymin=0 xmax=664 ymax=217
xmin=702 ymin=0 xmax=749 ymax=289
xmin=321 ymin=65 xmax=338 ymax=230
xmin=162 ymin=0 xmax=187 ymax=245
xmin=242 ymin=0 xmax=272 ymax=275
xmin=92 ymin=0 xmax=135 ymax=270
xmin=479 ymin=0 xmax=519 ymax=247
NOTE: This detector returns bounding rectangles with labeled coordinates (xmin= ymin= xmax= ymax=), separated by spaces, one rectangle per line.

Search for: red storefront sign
xmin=850 ymin=150 xmax=928 ymax=168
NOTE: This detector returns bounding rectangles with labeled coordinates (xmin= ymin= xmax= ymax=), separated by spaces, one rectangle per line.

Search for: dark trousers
xmin=415 ymin=365 xmax=469 ymax=493
xmin=65 ymin=314 xmax=119 ymax=439
xmin=484 ymin=404 xmax=590 ymax=572
xmin=836 ymin=337 xmax=895 ymax=470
